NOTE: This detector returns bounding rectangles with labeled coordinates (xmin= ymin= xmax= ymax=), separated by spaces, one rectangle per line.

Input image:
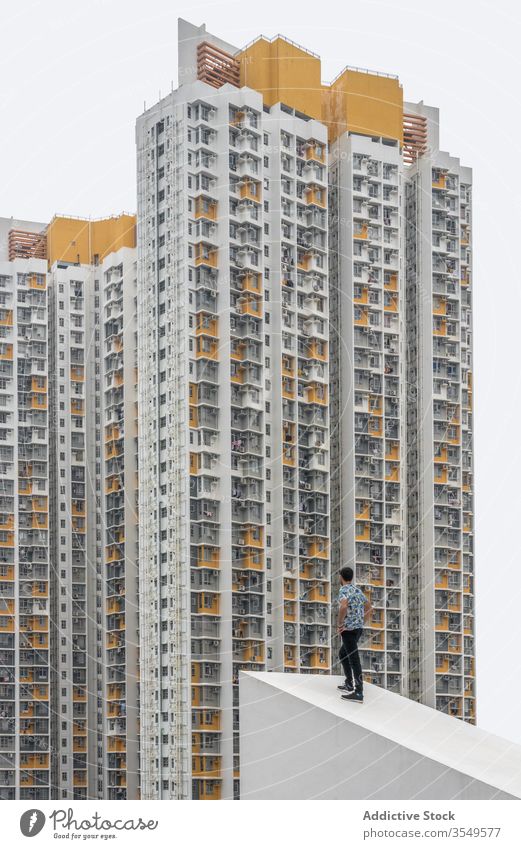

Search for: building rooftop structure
xmin=178 ymin=18 xmax=404 ymax=142
xmin=239 ymin=672 xmax=521 ymax=799
xmin=0 ymin=213 xmax=136 ymax=267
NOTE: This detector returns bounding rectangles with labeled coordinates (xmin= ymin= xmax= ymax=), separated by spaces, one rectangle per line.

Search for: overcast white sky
xmin=2 ymin=0 xmax=521 ymax=745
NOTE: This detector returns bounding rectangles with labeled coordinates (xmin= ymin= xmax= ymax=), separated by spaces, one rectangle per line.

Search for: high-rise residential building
xmin=0 ymin=16 xmax=475 ymax=803
xmin=47 ymin=215 xmax=139 ymax=800
xmin=48 ymin=244 xmax=99 ymax=800
xmin=137 ymin=21 xmax=331 ymax=802
xmin=404 ymin=102 xmax=475 ymax=723
xmin=0 ymin=252 xmax=50 ymax=800
xmin=136 ymin=18 xmax=475 ymax=800
xmin=0 ymin=214 xmax=139 ymax=801
xmin=330 ymin=99 xmax=474 ymax=719
xmin=99 ymin=242 xmax=139 ymax=800
xmin=329 ymin=124 xmax=406 ymax=697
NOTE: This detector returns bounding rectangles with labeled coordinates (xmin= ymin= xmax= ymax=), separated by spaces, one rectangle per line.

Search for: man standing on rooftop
xmin=337 ymin=566 xmax=372 ymax=703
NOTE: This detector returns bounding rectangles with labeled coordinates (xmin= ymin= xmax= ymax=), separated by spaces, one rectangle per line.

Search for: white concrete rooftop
xmin=240 ymin=672 xmax=521 ymax=799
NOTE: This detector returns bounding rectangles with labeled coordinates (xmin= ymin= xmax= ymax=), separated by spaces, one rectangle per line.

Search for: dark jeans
xmin=339 ymin=628 xmax=363 ymax=693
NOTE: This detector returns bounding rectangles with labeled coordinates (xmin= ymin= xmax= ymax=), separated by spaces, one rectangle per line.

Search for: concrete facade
xmin=136 ymin=56 xmax=331 ymax=800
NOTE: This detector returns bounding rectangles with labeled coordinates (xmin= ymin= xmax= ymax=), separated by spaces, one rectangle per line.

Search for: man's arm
xmin=337 ymin=598 xmax=348 ymax=633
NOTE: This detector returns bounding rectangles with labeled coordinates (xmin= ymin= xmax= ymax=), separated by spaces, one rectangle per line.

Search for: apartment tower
xmin=404 ymin=103 xmax=475 ymax=722
xmin=0 ymin=214 xmax=139 ymax=801
xmin=136 ymin=19 xmax=475 ymax=800
xmin=0 ymin=244 xmax=50 ymax=800
xmin=137 ymin=21 xmax=332 ymax=801
xmin=0 ymin=16 xmax=475 ymax=803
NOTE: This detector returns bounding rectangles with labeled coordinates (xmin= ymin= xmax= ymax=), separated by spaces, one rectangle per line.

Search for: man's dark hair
xmin=340 ymin=566 xmax=354 ymax=582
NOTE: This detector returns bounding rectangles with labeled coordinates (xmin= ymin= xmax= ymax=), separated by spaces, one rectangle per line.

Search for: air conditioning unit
xmin=238 ymin=538 xmax=245 ymax=546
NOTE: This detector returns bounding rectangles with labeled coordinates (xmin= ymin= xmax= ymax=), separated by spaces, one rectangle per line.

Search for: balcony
xmin=284 ymin=646 xmax=297 ymax=667
xmin=192 ymin=755 xmax=221 ymax=779
xmin=301 ymin=582 xmax=329 ymax=604
xmin=193 ymin=779 xmax=222 ymax=800
xmin=304 ymin=383 xmax=328 ymax=406
xmin=238 ymin=640 xmax=264 ymax=664
xmin=239 ymin=272 xmax=261 ymax=295
xmin=195 ymin=338 xmax=219 ymax=361
xmin=302 ymin=537 xmax=328 ymax=560
xmin=238 ymin=179 xmax=261 ymax=204
xmin=0 ymin=341 xmax=13 ymax=362
xmin=73 ymin=687 xmax=87 ymax=702
xmin=304 ymin=649 xmax=329 ymax=670
xmin=384 ymin=294 xmax=398 ymax=313
xmin=195 ymin=196 xmax=218 ymax=221
xmin=384 ymin=272 xmax=398 ymax=291
xmin=354 ymin=307 xmax=369 ymax=327
xmin=282 ymin=446 xmax=296 ymax=467
xmin=105 ymin=476 xmax=121 ymax=494
xmin=284 ymin=601 xmax=297 ymax=623
xmin=195 ymin=243 xmax=218 ymax=269
xmin=282 ymin=378 xmax=296 ymax=400
xmin=70 ymin=399 xmax=84 ymax=415
xmin=305 ymin=185 xmax=326 ymax=208
xmin=70 ymin=366 xmax=84 ymax=381
xmin=192 ymin=710 xmax=221 ymax=732
xmin=0 ymin=532 xmax=14 ymax=549
xmin=236 ymin=294 xmax=262 ymax=318
xmin=236 ymin=526 xmax=263 ymax=549
xmin=196 ymin=314 xmax=218 ymax=337
xmin=192 ymin=592 xmax=220 ymax=616
xmin=192 ymin=682 xmax=220 ymax=707
xmin=234 ymin=551 xmax=263 ymax=571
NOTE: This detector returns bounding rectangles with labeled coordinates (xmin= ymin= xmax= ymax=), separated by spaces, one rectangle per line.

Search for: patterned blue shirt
xmin=339 ymin=583 xmax=367 ymax=630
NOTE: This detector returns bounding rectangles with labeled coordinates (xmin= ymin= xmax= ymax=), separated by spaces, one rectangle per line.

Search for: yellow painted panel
xmin=238 ymin=38 xmax=323 ymax=122
xmin=238 ymin=36 xmax=403 ymax=143
xmin=327 ymin=70 xmax=403 ymax=143
xmin=46 ymin=214 xmax=136 ymax=266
